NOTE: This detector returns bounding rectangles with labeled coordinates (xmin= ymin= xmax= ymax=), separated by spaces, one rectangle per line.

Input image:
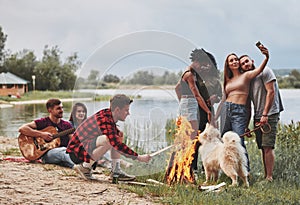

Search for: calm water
xmin=0 ymin=89 xmax=298 ymax=139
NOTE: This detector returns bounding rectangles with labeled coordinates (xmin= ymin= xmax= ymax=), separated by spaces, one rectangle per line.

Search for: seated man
xmin=18 ymin=98 xmax=74 ymax=168
xmin=67 ymin=94 xmax=151 ymax=181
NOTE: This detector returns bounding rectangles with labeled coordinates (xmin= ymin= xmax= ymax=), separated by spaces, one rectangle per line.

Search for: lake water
xmin=0 ymin=89 xmax=298 ymax=144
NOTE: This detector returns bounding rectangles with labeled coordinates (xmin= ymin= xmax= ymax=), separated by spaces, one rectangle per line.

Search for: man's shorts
xmin=254 ymin=113 xmax=280 ymax=149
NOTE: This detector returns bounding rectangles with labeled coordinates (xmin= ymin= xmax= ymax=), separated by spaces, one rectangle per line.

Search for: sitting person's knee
xmin=96 ymin=135 xmax=109 ymax=147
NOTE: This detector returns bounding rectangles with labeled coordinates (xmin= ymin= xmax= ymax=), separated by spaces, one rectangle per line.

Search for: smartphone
xmin=256 ymin=41 xmax=262 ymax=48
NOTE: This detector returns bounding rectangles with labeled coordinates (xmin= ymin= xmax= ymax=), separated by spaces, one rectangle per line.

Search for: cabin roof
xmin=0 ymin=72 xmax=28 ymax=84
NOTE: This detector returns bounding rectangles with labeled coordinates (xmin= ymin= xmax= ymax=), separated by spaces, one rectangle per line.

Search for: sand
xmin=0 ymin=136 xmax=161 ymax=205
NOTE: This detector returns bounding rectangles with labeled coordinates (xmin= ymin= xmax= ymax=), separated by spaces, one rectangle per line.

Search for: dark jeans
xmin=220 ymin=102 xmax=250 ymax=171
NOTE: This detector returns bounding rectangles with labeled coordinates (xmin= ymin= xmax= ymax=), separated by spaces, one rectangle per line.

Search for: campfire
xmin=164 ymin=116 xmax=198 ymax=185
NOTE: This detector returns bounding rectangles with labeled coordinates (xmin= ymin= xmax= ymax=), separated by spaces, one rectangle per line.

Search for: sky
xmin=1 ymin=0 xmax=299 ymax=78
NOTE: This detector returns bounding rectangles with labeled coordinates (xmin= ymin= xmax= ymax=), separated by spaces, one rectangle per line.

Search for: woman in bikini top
xmin=222 ymin=50 xmax=269 ymax=107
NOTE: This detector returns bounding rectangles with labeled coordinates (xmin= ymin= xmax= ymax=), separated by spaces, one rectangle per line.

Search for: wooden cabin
xmin=0 ymin=72 xmax=29 ymax=97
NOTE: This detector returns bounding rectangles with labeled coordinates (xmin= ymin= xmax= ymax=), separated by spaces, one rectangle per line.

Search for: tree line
xmin=75 ymin=70 xmax=182 ymax=89
xmin=1 ymin=25 xmax=299 ymax=91
xmin=0 ymin=26 xmax=80 ymax=91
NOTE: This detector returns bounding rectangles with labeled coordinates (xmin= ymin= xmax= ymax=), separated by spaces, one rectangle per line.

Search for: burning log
xmin=164 ymin=116 xmax=199 ymax=185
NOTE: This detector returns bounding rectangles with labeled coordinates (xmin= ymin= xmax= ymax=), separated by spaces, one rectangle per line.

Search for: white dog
xmin=198 ymin=123 xmax=249 ymax=187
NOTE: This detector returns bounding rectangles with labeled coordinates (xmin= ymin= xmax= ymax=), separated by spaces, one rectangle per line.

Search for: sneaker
xmin=74 ymin=164 xmax=96 ymax=180
xmin=110 ymin=169 xmax=136 ymax=181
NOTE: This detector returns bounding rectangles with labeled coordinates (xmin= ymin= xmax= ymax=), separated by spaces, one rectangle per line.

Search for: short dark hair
xmin=46 ymin=99 xmax=61 ymax=109
xmin=110 ymin=94 xmax=133 ymax=110
xmin=239 ymin=54 xmax=255 ymax=70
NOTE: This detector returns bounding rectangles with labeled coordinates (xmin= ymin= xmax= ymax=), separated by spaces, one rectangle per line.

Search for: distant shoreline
xmin=7 ymin=98 xmax=93 ymax=105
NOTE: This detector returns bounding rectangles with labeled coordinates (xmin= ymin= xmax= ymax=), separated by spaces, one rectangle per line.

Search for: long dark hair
xmin=69 ymin=102 xmax=87 ymax=127
xmin=223 ymin=53 xmax=238 ymax=97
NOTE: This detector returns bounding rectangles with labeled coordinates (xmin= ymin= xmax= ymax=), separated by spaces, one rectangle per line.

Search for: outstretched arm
xmin=247 ymin=45 xmax=269 ymax=79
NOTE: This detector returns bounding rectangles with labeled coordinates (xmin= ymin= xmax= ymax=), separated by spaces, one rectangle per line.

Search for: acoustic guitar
xmin=18 ymin=126 xmax=75 ymax=161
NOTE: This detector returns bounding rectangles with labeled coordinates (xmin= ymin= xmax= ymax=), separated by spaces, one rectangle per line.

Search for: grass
xmin=122 ymin=121 xmax=300 ymax=205
xmin=0 ymin=90 xmax=111 ymax=102
xmin=1 ymin=101 xmax=299 ymax=204
xmin=0 ymin=90 xmax=141 ymax=102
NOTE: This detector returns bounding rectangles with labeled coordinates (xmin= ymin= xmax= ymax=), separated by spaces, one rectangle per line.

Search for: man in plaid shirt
xmin=67 ymin=94 xmax=151 ymax=181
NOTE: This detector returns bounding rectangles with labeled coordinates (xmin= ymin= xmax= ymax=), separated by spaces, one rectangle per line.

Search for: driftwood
xmin=146 ymin=179 xmax=166 ymax=186
xmin=198 ymin=182 xmax=226 ymax=192
xmin=119 ymin=181 xmax=156 ymax=187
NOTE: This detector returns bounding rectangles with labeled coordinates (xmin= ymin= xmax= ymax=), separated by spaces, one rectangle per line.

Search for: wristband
xmin=262 ymin=115 xmax=268 ymax=117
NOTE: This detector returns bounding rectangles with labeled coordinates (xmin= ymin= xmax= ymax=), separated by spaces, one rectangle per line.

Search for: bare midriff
xmin=226 ymin=92 xmax=248 ymax=105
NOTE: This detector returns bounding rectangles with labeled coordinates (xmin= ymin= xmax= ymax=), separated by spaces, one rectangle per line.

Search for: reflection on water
xmin=0 ymin=103 xmax=72 ymax=137
xmin=0 ymin=98 xmax=178 ymax=155
xmin=0 ymin=89 xmax=299 ymax=138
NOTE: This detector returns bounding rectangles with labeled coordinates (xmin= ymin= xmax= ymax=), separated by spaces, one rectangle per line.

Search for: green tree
xmin=290 ymin=69 xmax=300 ymax=81
xmin=103 ymin=74 xmax=120 ymax=83
xmin=34 ymin=45 xmax=62 ymax=90
xmin=164 ymin=71 xmax=178 ymax=85
xmin=127 ymin=70 xmax=154 ymax=85
xmin=2 ymin=49 xmax=37 ymax=89
xmin=34 ymin=45 xmax=79 ymax=91
xmin=86 ymin=70 xmax=100 ymax=86
xmin=0 ymin=26 xmax=8 ymax=67
xmin=60 ymin=53 xmax=81 ymax=90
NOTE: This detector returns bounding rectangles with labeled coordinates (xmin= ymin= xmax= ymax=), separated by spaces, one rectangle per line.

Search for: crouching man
xmin=66 ymin=94 xmax=151 ymax=181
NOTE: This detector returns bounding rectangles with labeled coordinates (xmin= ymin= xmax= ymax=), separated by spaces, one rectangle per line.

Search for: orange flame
xmin=165 ymin=116 xmax=198 ymax=185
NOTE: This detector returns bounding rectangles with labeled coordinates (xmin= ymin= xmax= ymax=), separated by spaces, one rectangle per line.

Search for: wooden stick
xmin=119 ymin=181 xmax=155 ymax=187
xmin=146 ymin=179 xmax=166 ymax=186
xmin=149 ymin=145 xmax=175 ymax=157
xmin=199 ymin=182 xmax=226 ymax=192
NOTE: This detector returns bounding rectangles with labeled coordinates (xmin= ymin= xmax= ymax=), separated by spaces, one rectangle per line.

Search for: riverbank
xmin=0 ymin=98 xmax=93 ymax=108
xmin=9 ymin=98 xmax=93 ymax=105
xmin=0 ymin=136 xmax=161 ymax=205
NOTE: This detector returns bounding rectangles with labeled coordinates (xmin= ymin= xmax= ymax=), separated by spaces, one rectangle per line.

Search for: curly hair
xmin=190 ymin=48 xmax=219 ymax=76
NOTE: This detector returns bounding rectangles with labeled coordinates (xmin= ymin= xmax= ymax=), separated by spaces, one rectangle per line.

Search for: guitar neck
xmin=52 ymin=128 xmax=75 ymax=139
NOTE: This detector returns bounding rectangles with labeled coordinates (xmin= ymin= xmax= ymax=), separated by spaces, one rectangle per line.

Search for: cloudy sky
xmin=1 ymin=0 xmax=299 ymax=77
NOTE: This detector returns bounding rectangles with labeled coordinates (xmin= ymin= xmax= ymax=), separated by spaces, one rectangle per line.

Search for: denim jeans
xmin=41 ymin=147 xmax=74 ymax=168
xmin=220 ymin=102 xmax=250 ymax=171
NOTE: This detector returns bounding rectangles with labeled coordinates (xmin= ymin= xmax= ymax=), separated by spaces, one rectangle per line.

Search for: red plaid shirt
xmin=66 ymin=108 xmax=138 ymax=162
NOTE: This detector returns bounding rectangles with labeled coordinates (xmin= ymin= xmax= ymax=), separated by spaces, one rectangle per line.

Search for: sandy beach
xmin=0 ymin=136 xmax=161 ymax=205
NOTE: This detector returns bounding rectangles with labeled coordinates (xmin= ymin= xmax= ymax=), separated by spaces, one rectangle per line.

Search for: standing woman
xmin=216 ymin=45 xmax=269 ymax=171
xmin=175 ymin=48 xmax=215 ymax=177
xmin=69 ymin=102 xmax=87 ymax=128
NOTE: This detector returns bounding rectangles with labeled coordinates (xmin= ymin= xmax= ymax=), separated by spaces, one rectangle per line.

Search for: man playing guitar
xmin=18 ymin=98 xmax=74 ymax=168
